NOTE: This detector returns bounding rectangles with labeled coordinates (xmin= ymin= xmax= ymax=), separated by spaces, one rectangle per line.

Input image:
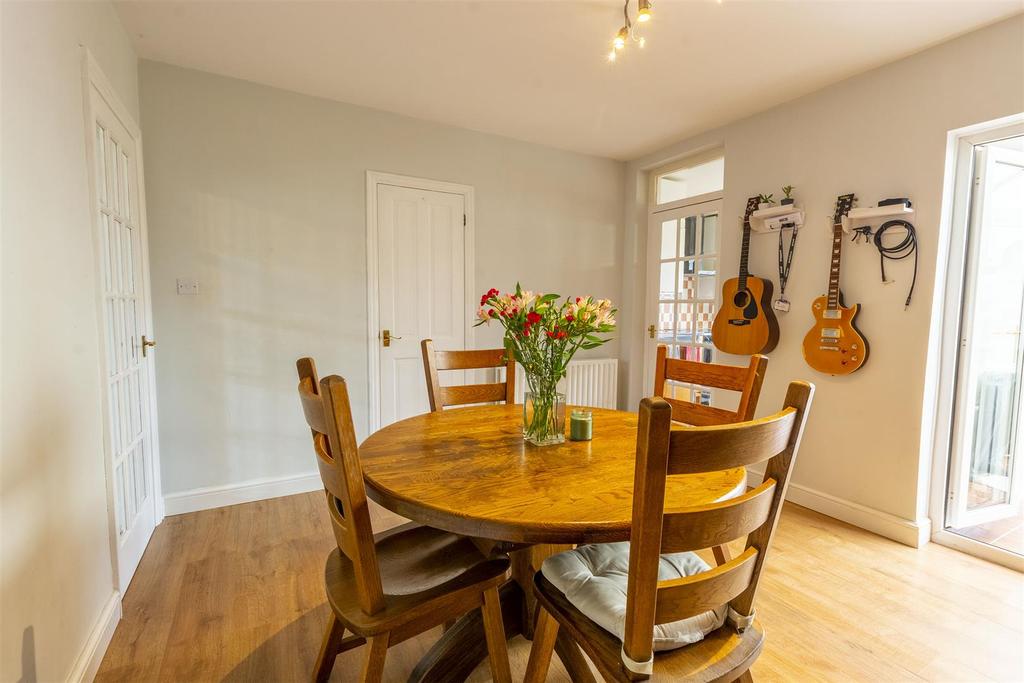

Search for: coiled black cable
xmin=873 ymin=219 xmax=918 ymax=309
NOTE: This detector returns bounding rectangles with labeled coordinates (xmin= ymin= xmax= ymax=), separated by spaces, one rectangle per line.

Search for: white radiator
xmin=513 ymin=358 xmax=618 ymax=409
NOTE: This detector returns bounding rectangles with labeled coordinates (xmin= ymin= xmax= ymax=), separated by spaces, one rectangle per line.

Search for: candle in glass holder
xmin=569 ymin=409 xmax=593 ymax=441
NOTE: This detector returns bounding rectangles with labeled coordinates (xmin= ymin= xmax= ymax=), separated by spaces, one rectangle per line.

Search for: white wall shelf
xmin=750 ymin=204 xmax=804 ymax=233
xmin=842 ymin=204 xmax=915 ymax=232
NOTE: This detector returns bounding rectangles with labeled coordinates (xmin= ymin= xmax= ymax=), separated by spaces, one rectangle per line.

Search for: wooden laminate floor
xmin=96 ymin=492 xmax=1024 ymax=682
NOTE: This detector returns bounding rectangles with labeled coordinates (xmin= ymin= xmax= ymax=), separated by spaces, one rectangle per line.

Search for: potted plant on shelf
xmin=476 ymin=284 xmax=616 ymax=446
xmin=781 ymin=185 xmax=795 ymax=206
xmin=758 ymin=193 xmax=775 ymax=210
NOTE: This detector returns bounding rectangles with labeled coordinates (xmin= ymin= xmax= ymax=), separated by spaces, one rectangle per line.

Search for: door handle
xmin=648 ymin=324 xmax=656 ymax=339
xmin=142 ymin=335 xmax=156 ymax=357
xmin=382 ymin=329 xmax=402 ymax=347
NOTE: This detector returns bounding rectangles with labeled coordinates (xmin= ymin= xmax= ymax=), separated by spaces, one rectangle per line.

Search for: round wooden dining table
xmin=359 ymin=403 xmax=746 ymax=682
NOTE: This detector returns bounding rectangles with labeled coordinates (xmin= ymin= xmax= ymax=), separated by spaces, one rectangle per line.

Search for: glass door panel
xmin=946 ymin=135 xmax=1024 ymax=556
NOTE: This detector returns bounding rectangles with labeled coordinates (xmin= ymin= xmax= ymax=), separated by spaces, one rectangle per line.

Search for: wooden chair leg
xmin=524 ymin=607 xmax=560 ymax=683
xmin=313 ymin=612 xmax=346 ymax=683
xmin=735 ymin=670 xmax=754 ymax=683
xmin=482 ymin=586 xmax=512 ymax=683
xmin=712 ymin=544 xmax=732 ymax=566
xmin=359 ymin=634 xmax=390 ymax=683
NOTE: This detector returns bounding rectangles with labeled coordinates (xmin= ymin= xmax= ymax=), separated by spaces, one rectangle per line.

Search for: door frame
xmin=365 ymin=171 xmax=475 ymax=433
xmin=81 ymin=49 xmax=164 ymax=593
xmin=926 ymin=114 xmax=1024 ymax=572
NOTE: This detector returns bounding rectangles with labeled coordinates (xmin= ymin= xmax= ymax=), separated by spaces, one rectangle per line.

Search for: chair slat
xmin=661 ymin=480 xmax=777 ymax=554
xmin=440 ymin=383 xmax=508 ymax=407
xmin=434 ymin=348 xmax=507 ymax=371
xmin=654 ymin=547 xmax=758 ymax=625
xmin=664 ymin=398 xmax=741 ymax=427
xmin=663 ymin=358 xmax=750 ymax=391
xmin=667 ymin=408 xmax=796 ymax=474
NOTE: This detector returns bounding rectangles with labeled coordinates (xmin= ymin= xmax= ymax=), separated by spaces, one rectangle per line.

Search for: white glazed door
xmin=947 ymin=142 xmax=1024 ymax=530
xmin=642 ymin=200 xmax=722 ymax=399
xmin=376 ymin=184 xmax=466 ymax=425
xmin=92 ymin=85 xmax=157 ymax=593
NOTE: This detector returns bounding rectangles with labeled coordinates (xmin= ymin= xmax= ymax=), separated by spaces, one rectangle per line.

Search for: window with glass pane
xmin=657 ymin=209 xmax=719 ymax=402
xmin=656 ymin=157 xmax=725 ymax=205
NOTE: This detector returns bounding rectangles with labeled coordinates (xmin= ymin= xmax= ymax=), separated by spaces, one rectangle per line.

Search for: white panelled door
xmin=376 ymin=183 xmax=467 ymax=426
xmin=88 ymin=72 xmax=158 ymax=594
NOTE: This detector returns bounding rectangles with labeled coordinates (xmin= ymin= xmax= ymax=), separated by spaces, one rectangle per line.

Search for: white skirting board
xmin=163 ymin=471 xmax=323 ymax=516
xmin=66 ymin=591 xmax=121 ymax=683
xmin=747 ymin=469 xmax=931 ymax=548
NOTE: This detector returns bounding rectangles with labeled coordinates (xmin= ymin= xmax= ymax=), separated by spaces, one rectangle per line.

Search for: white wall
xmin=1 ymin=2 xmax=139 ymax=681
xmin=138 ymin=61 xmax=624 ymax=498
xmin=620 ymin=15 xmax=1024 ymax=541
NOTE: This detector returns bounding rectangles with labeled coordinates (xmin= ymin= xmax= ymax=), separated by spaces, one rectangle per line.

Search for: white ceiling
xmin=114 ymin=1 xmax=1023 ymax=160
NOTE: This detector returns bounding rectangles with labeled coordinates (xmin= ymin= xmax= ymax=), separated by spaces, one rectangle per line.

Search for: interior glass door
xmin=644 ymin=200 xmax=721 ymax=402
xmin=946 ymin=134 xmax=1024 ymax=556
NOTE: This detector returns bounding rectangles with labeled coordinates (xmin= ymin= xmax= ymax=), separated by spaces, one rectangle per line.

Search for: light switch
xmin=176 ymin=278 xmax=200 ymax=295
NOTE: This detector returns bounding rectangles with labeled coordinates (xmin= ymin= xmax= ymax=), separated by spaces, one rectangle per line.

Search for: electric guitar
xmin=711 ymin=196 xmax=780 ymax=355
xmin=802 ymin=193 xmax=869 ymax=375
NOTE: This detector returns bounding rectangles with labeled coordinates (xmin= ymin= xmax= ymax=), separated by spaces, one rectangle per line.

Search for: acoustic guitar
xmin=711 ymin=196 xmax=780 ymax=355
xmin=802 ymin=193 xmax=869 ymax=375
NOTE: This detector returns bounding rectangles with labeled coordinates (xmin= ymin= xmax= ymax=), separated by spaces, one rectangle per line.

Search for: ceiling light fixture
xmin=607 ymin=0 xmax=653 ymax=62
xmin=637 ymin=0 xmax=652 ymax=22
xmin=613 ymin=26 xmax=628 ymax=50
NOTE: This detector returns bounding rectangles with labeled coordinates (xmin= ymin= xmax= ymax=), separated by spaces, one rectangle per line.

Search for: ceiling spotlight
xmin=637 ymin=0 xmax=652 ymax=22
xmin=613 ymin=26 xmax=628 ymax=50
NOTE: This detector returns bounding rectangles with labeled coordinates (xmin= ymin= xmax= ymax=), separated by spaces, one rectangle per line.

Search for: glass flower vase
xmin=523 ymin=389 xmax=566 ymax=446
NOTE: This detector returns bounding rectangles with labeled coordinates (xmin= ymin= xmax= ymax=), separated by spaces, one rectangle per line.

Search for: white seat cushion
xmin=541 ymin=542 xmax=726 ymax=652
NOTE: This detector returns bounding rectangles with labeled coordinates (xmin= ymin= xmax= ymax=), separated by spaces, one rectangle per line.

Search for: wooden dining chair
xmin=296 ymin=358 xmax=513 ymax=683
xmin=653 ymin=344 xmax=768 ymax=426
xmin=421 ymin=338 xmax=516 ymax=412
xmin=524 ymin=381 xmax=814 ymax=683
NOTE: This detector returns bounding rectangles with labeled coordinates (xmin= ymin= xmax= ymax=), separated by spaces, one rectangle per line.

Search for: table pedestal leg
xmin=408 ymin=545 xmax=594 ymax=683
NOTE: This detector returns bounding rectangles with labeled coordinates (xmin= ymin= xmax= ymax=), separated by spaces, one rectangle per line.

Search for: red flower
xmin=479 ymin=288 xmax=499 ymax=306
xmin=557 ymin=331 xmax=567 ymax=339
xmin=526 ymin=312 xmax=542 ymax=325
xmin=565 ymin=314 xmax=574 ymax=323
xmin=546 ymin=330 xmax=555 ymax=338
xmin=575 ymin=297 xmax=581 ymax=303
xmin=489 ymin=309 xmax=497 ymax=317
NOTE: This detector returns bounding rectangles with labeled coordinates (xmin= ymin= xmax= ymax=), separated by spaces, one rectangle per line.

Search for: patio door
xmin=945 ymin=134 xmax=1024 ymax=553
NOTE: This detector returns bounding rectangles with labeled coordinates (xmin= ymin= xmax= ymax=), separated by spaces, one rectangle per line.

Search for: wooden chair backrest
xmin=296 ymin=358 xmax=384 ymax=615
xmin=622 ymin=381 xmax=814 ymax=668
xmin=652 ymin=344 xmax=767 ymax=426
xmin=421 ymin=338 xmax=516 ymax=412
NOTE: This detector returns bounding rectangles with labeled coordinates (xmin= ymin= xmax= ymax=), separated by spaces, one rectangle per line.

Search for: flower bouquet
xmin=476 ymin=284 xmax=616 ymax=446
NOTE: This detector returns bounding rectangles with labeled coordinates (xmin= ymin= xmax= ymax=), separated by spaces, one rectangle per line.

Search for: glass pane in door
xmin=947 ymin=134 xmax=1024 ymax=556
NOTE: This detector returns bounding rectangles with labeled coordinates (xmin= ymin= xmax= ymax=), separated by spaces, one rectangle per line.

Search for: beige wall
xmin=1 ymin=2 xmax=139 ymax=681
xmin=620 ymin=15 xmax=1024 ymax=533
xmin=138 ymin=61 xmax=624 ymax=496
